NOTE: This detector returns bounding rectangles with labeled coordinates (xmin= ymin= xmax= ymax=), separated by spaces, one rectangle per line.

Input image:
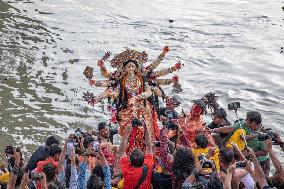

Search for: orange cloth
xmin=179 ymin=113 xmax=215 ymax=147
xmin=120 ymin=154 xmax=154 ymax=189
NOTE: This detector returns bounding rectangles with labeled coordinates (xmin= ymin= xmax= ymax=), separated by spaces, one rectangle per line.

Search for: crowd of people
xmin=0 ymin=98 xmax=284 ymax=189
xmin=1 ymin=47 xmax=284 ymax=189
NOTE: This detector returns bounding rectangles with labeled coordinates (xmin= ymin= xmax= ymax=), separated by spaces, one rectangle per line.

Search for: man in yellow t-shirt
xmin=192 ymin=134 xmax=220 ymax=172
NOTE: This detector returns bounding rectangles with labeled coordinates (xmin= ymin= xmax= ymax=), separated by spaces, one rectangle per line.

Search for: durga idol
xmin=83 ymin=47 xmax=183 ymax=153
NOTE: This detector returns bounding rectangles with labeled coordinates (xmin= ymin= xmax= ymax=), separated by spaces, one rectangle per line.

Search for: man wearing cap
xmin=178 ymin=99 xmax=215 ymax=147
xmin=207 ymin=108 xmax=231 ymax=147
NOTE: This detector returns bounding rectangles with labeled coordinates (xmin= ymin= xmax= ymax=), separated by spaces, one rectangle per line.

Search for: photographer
xmin=33 ymin=144 xmax=61 ymax=187
xmin=94 ymin=122 xmax=118 ymax=144
xmin=192 ymin=134 xmax=220 ymax=172
xmin=211 ymin=111 xmax=270 ymax=176
xmin=207 ymin=108 xmax=231 ymax=147
xmin=182 ymin=157 xmax=223 ymax=189
xmin=117 ymin=119 xmax=155 ymax=189
xmin=6 ymin=149 xmax=23 ymax=189
xmin=87 ymin=146 xmax=111 ymax=189
xmin=160 ymin=127 xmax=195 ymax=188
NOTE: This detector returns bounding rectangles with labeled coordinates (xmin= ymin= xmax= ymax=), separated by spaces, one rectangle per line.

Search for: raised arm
xmin=114 ymin=123 xmax=133 ymax=174
xmin=211 ymin=126 xmax=235 ymax=134
xmin=145 ymin=119 xmax=154 ymax=154
xmin=151 ymin=61 xmax=182 ymax=78
xmin=145 ymin=46 xmax=169 ymax=72
xmin=266 ymin=139 xmax=284 ymax=174
xmin=97 ymin=52 xmax=112 ymax=78
xmin=89 ymin=79 xmax=112 ymax=87
xmin=155 ymin=78 xmax=174 ymax=85
xmin=247 ymin=147 xmax=268 ymax=188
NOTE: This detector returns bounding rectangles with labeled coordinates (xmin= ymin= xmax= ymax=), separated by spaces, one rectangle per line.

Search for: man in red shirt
xmin=34 ymin=144 xmax=62 ymax=189
xmin=118 ymin=119 xmax=154 ymax=189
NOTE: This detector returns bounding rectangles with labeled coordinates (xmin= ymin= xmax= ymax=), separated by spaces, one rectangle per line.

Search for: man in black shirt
xmin=207 ymin=108 xmax=231 ymax=147
xmin=97 ymin=122 xmax=118 ymax=144
xmin=25 ymin=136 xmax=60 ymax=172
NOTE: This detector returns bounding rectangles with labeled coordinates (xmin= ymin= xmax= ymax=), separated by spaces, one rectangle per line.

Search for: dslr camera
xmin=30 ymin=172 xmax=43 ymax=180
xmin=257 ymin=130 xmax=277 ymax=142
xmin=198 ymin=153 xmax=213 ymax=169
xmin=228 ymin=102 xmax=240 ymax=111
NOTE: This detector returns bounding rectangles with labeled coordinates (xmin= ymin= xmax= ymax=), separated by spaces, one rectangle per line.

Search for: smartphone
xmin=228 ymin=102 xmax=240 ymax=111
xmin=30 ymin=172 xmax=43 ymax=180
xmin=66 ymin=140 xmax=74 ymax=156
xmin=236 ymin=161 xmax=246 ymax=168
xmin=93 ymin=141 xmax=100 ymax=152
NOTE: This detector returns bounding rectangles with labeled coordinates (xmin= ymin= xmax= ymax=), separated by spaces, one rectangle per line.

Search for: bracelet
xmin=101 ymin=66 xmax=107 ymax=72
xmin=158 ymin=54 xmax=165 ymax=61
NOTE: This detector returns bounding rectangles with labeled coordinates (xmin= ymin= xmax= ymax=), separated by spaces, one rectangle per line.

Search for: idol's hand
xmin=89 ymin=79 xmax=96 ymax=86
xmin=174 ymin=60 xmax=182 ymax=70
xmin=129 ymin=97 xmax=138 ymax=106
xmin=162 ymin=46 xmax=170 ymax=54
xmin=97 ymin=60 xmax=104 ymax=67
xmin=171 ymin=75 xmax=179 ymax=83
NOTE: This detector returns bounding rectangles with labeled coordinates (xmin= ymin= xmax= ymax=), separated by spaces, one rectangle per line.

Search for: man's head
xmin=212 ymin=108 xmax=227 ymax=125
xmin=190 ymin=99 xmax=206 ymax=117
xmin=129 ymin=148 xmax=144 ymax=167
xmin=98 ymin=122 xmax=109 ymax=138
xmin=45 ymin=136 xmax=60 ymax=147
xmin=173 ymin=147 xmax=195 ymax=178
xmin=43 ymin=163 xmax=56 ymax=182
xmin=195 ymin=134 xmax=208 ymax=149
xmin=219 ymin=148 xmax=234 ymax=167
xmin=206 ymin=172 xmax=224 ymax=189
xmin=48 ymin=144 xmax=62 ymax=161
xmin=87 ymin=174 xmax=103 ymax=189
xmin=246 ymin=111 xmax=262 ymax=131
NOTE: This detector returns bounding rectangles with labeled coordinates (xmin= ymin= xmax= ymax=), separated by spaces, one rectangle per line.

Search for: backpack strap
xmin=134 ymin=164 xmax=148 ymax=189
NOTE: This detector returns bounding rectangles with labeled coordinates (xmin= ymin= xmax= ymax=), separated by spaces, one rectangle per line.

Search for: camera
xmin=236 ymin=161 xmax=246 ymax=168
xmin=155 ymin=141 xmax=160 ymax=147
xmin=131 ymin=118 xmax=143 ymax=128
xmin=167 ymin=123 xmax=178 ymax=130
xmin=198 ymin=153 xmax=213 ymax=169
xmin=30 ymin=172 xmax=43 ymax=180
xmin=228 ymin=102 xmax=240 ymax=111
xmin=257 ymin=130 xmax=277 ymax=142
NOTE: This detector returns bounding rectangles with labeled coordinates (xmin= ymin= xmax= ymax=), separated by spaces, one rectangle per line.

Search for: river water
xmin=0 ymin=0 xmax=284 ymax=160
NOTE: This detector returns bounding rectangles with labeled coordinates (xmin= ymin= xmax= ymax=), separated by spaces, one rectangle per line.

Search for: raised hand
xmin=89 ymin=79 xmax=96 ymax=86
xmin=162 ymin=46 xmax=170 ymax=54
xmin=97 ymin=60 xmax=104 ymax=67
xmin=174 ymin=60 xmax=183 ymax=70
xmin=102 ymin=51 xmax=111 ymax=61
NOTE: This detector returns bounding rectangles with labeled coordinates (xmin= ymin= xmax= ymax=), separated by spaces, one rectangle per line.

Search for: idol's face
xmin=125 ymin=62 xmax=137 ymax=74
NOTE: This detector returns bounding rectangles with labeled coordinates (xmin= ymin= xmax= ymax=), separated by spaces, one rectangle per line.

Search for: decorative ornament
xmin=83 ymin=66 xmax=94 ymax=80
xmin=110 ymin=49 xmax=148 ymax=69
